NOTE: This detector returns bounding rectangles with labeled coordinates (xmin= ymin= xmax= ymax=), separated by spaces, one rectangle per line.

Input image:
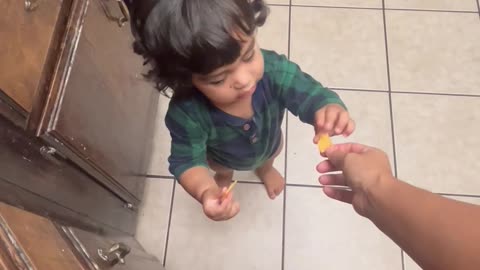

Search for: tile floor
xmin=136 ymin=1 xmax=480 ymax=270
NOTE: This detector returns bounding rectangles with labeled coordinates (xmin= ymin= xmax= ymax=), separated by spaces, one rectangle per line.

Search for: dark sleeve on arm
xmin=165 ymin=103 xmax=208 ymax=179
xmin=264 ymin=50 xmax=346 ymax=125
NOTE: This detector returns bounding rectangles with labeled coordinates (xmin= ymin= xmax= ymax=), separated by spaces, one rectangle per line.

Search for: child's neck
xmin=215 ymin=96 xmax=254 ymax=120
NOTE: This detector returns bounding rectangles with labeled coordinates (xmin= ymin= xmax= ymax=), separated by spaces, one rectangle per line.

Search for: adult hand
xmin=316 ymin=143 xmax=394 ymax=217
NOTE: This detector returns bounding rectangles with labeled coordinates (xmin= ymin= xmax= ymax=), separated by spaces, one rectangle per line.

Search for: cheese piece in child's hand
xmin=317 ymin=134 xmax=332 ymax=154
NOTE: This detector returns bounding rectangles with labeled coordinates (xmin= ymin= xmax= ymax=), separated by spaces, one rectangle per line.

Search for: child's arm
xmin=179 ymin=166 xmax=240 ymax=221
xmin=263 ymin=50 xmax=354 ymax=138
xmin=166 ymin=102 xmax=239 ymax=221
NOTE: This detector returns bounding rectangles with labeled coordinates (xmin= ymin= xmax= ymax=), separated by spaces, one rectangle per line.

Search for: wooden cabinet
xmin=0 ymin=202 xmax=164 ymax=269
xmin=0 ymin=0 xmax=69 ymax=116
xmin=39 ymin=0 xmax=158 ymax=203
xmin=0 ymin=0 xmax=162 ymax=265
xmin=0 ymin=0 xmax=159 ymax=248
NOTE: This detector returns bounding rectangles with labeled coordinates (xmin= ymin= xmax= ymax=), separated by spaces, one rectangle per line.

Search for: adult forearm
xmin=367 ymin=178 xmax=480 ymax=270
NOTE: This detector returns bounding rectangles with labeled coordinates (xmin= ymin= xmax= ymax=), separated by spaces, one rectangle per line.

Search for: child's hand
xmin=313 ymin=104 xmax=355 ymax=143
xmin=201 ymin=186 xmax=240 ymax=221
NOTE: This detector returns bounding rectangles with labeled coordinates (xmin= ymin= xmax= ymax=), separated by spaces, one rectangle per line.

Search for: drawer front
xmin=41 ymin=0 xmax=158 ymax=205
xmin=0 ymin=203 xmax=85 ymax=270
xmin=0 ymin=0 xmax=68 ymax=116
xmin=0 ymin=114 xmax=137 ymax=234
xmin=60 ymin=227 xmax=164 ymax=270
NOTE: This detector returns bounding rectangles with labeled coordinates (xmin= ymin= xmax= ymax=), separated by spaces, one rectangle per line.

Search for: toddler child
xmin=129 ymin=0 xmax=355 ymax=221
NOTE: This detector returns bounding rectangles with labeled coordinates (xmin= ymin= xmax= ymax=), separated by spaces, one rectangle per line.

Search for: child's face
xmin=192 ymin=34 xmax=264 ymax=107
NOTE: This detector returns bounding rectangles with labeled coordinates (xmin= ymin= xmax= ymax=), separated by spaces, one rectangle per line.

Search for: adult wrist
xmin=363 ymin=172 xmax=396 ymax=219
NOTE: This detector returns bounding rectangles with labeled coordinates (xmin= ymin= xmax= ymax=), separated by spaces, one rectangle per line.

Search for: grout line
xmin=330 ymin=88 xmax=480 ymax=98
xmin=381 ymin=7 xmax=478 ymax=14
xmin=382 ymin=0 xmax=399 ymax=179
xmin=289 ymin=4 xmax=479 ymax=14
xmin=287 ymin=1 xmax=292 ymax=58
xmin=287 ymin=183 xmax=323 ymax=188
xmin=268 ymin=3 xmax=289 ymax=7
xmin=142 ymin=174 xmax=175 ymax=180
xmin=392 ymin=91 xmax=480 ymax=98
xmin=237 ymin=180 xmax=263 ymax=185
xmin=285 ymin=183 xmax=480 ymax=199
xmin=281 ymin=3 xmax=292 ymax=270
xmin=477 ymin=0 xmax=480 ymax=19
xmin=281 ymin=184 xmax=287 ymax=270
xmin=281 ymin=114 xmax=289 ymax=270
xmin=333 ymin=88 xmax=388 ymax=94
xmin=162 ymin=180 xmax=176 ymax=267
xmin=292 ymin=4 xmax=381 ymax=10
xmin=437 ymin=192 xmax=480 ymax=198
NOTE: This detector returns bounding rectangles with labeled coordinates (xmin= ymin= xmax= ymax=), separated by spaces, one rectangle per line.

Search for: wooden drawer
xmin=60 ymin=227 xmax=164 ymax=269
xmin=0 ymin=0 xmax=70 ymax=120
xmin=0 ymin=0 xmax=157 ymax=214
xmin=0 ymin=114 xmax=137 ymax=234
xmin=39 ymin=0 xmax=158 ymax=205
xmin=0 ymin=202 xmax=164 ymax=270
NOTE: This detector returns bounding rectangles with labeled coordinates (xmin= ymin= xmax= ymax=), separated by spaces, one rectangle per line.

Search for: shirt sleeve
xmin=264 ymin=50 xmax=346 ymax=125
xmin=165 ymin=101 xmax=208 ymax=179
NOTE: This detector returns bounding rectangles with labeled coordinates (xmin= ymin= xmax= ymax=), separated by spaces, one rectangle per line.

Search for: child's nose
xmin=232 ymin=68 xmax=252 ymax=90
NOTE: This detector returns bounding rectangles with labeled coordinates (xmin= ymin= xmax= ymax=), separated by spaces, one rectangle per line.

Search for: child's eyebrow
xmin=242 ymin=38 xmax=256 ymax=57
xmin=203 ymin=38 xmax=256 ymax=80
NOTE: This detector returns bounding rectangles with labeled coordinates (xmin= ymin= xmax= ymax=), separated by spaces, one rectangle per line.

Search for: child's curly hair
xmin=129 ymin=0 xmax=269 ymax=100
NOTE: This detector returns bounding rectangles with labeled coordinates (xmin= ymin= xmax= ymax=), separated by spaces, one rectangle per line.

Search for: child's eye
xmin=209 ymin=79 xmax=225 ymax=85
xmin=243 ymin=50 xmax=255 ymax=62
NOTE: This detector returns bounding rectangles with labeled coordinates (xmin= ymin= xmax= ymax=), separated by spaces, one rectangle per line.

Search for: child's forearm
xmin=178 ymin=166 xmax=217 ymax=203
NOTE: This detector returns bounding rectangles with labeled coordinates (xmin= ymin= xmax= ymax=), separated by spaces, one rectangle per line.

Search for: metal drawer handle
xmin=98 ymin=242 xmax=131 ymax=266
xmin=24 ymin=0 xmax=39 ymax=11
xmin=100 ymin=0 xmax=130 ymax=27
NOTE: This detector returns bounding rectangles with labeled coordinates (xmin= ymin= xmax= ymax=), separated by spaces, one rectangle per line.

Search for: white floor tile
xmin=284 ymin=186 xmax=403 ymax=270
xmin=148 ymin=95 xmax=172 ymax=176
xmin=293 ymin=0 xmax=382 ymax=8
xmin=268 ymin=0 xmax=290 ymax=5
xmin=135 ymin=179 xmax=174 ymax=263
xmin=259 ymin=5 xmax=290 ymax=55
xmin=387 ymin=11 xmax=480 ymax=95
xmin=290 ymin=7 xmax=388 ymax=90
xmin=165 ymin=183 xmax=283 ymax=270
xmin=385 ymin=0 xmax=478 ymax=11
xmin=393 ymin=93 xmax=480 ymax=194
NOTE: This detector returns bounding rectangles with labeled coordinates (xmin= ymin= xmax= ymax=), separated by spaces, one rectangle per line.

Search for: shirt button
xmin=251 ymin=137 xmax=258 ymax=144
xmin=243 ymin=124 xmax=250 ymax=131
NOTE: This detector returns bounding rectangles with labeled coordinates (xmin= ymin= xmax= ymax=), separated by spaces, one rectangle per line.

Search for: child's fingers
xmin=222 ymin=201 xmax=233 ymax=219
xmin=313 ymin=110 xmax=327 ymax=143
xmin=342 ymin=119 xmax=356 ymax=137
xmin=334 ymin=111 xmax=350 ymax=135
xmin=315 ymin=109 xmax=326 ymax=130
xmin=325 ymin=106 xmax=340 ymax=132
xmin=229 ymin=201 xmax=240 ymax=218
xmin=220 ymin=190 xmax=232 ymax=205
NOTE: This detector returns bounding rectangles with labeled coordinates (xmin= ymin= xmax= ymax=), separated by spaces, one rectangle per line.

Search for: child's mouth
xmin=237 ymin=86 xmax=256 ymax=99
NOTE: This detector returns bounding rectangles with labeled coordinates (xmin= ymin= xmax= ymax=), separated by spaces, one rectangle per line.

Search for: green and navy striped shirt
xmin=165 ymin=50 xmax=345 ymax=179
